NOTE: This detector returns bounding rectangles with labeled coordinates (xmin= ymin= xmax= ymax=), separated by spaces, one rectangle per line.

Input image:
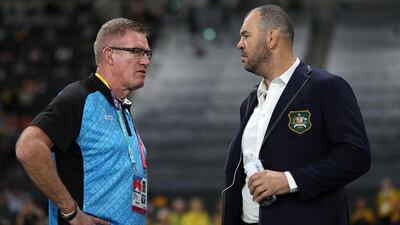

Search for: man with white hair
xmin=16 ymin=18 xmax=152 ymax=225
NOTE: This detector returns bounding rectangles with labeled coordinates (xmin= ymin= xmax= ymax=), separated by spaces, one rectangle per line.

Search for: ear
xmin=266 ymin=29 xmax=279 ymax=49
xmin=103 ymin=47 xmax=114 ymax=65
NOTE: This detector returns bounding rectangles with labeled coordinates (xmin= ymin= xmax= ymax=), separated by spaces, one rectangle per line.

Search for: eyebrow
xmin=240 ymin=30 xmax=250 ymax=36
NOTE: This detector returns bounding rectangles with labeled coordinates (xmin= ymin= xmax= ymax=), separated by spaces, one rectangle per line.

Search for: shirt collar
xmin=94 ymin=72 xmax=131 ymax=108
xmin=257 ymin=57 xmax=300 ymax=97
xmin=280 ymin=57 xmax=300 ymax=84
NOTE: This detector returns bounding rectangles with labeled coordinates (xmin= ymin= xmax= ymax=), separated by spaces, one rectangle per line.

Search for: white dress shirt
xmin=241 ymin=58 xmax=300 ymax=223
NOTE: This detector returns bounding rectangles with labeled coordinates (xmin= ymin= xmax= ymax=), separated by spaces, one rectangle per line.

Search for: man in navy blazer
xmin=222 ymin=5 xmax=371 ymax=225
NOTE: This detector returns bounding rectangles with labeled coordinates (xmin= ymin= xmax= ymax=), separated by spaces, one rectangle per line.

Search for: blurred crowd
xmin=0 ymin=184 xmax=223 ymax=225
xmin=2 ymin=177 xmax=400 ymax=225
xmin=146 ymin=196 xmax=221 ymax=225
xmin=0 ymin=185 xmax=46 ymax=225
xmin=351 ymin=178 xmax=400 ymax=225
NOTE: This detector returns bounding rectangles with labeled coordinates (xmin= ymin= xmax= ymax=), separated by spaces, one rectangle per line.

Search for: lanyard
xmin=134 ymin=128 xmax=148 ymax=169
xmin=95 ymin=72 xmax=147 ymax=172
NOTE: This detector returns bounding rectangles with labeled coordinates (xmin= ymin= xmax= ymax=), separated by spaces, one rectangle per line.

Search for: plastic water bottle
xmin=244 ymin=157 xmax=277 ymax=206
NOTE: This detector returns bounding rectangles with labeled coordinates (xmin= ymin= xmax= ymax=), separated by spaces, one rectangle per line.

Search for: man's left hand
xmin=248 ymin=170 xmax=290 ymax=203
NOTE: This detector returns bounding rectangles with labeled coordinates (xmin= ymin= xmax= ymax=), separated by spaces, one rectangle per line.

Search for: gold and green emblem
xmin=288 ymin=110 xmax=312 ymax=134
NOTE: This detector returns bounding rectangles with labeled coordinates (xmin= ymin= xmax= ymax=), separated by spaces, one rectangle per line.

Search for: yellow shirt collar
xmin=95 ymin=72 xmax=110 ymax=89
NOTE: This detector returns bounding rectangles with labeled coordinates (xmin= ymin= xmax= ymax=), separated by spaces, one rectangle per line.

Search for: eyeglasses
xmin=109 ymin=47 xmax=152 ymax=60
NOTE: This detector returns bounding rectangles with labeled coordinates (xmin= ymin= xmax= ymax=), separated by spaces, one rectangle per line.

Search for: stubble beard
xmin=244 ymin=44 xmax=271 ymax=76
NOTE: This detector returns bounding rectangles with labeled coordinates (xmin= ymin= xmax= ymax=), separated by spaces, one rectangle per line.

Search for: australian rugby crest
xmin=288 ymin=110 xmax=312 ymax=134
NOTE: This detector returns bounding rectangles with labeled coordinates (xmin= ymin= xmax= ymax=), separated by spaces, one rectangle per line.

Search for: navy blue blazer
xmin=222 ymin=62 xmax=371 ymax=225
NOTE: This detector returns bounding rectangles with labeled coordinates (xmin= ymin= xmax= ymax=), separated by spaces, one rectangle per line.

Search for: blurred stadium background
xmin=0 ymin=0 xmax=400 ymax=224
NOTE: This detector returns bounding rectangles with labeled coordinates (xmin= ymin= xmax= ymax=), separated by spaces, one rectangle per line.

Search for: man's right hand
xmin=69 ymin=207 xmax=110 ymax=225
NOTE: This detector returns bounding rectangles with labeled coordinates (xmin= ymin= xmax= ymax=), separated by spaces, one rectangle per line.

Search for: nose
xmin=139 ymin=55 xmax=150 ymax=65
xmin=236 ymin=38 xmax=244 ymax=49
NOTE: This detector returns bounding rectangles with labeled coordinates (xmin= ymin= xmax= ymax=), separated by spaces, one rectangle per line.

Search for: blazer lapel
xmin=240 ymin=91 xmax=258 ymax=130
xmin=262 ymin=61 xmax=310 ymax=145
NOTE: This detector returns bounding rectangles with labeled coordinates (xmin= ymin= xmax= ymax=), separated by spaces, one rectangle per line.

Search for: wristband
xmin=60 ymin=202 xmax=78 ymax=221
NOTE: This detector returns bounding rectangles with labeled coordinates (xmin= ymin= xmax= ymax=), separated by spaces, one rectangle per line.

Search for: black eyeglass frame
xmin=109 ymin=47 xmax=152 ymax=60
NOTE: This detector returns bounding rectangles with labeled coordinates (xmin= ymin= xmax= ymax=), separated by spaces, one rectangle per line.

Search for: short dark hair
xmin=249 ymin=5 xmax=294 ymax=45
xmin=93 ymin=18 xmax=148 ymax=65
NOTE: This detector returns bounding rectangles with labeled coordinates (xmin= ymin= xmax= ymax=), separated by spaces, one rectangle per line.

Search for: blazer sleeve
xmin=290 ymin=76 xmax=371 ymax=201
